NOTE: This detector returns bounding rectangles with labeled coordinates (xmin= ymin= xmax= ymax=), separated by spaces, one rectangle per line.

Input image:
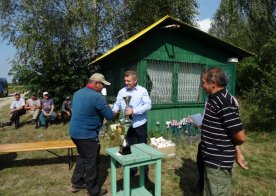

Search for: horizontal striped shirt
xmin=201 ymin=89 xmax=243 ymax=170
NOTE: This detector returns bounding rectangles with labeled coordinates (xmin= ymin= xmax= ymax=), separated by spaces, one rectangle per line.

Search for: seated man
xmin=25 ymin=93 xmax=41 ymax=128
xmin=9 ymin=92 xmax=26 ymax=129
xmin=61 ymin=96 xmax=72 ymax=125
xmin=39 ymin=92 xmax=56 ymax=129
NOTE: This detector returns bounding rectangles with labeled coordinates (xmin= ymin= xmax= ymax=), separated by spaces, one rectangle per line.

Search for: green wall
xmin=100 ymin=29 xmax=237 ymax=131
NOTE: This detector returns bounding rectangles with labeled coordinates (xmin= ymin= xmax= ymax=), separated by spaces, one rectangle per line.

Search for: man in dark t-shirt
xmin=39 ymin=92 xmax=56 ymax=129
xmin=201 ymin=67 xmax=247 ymax=196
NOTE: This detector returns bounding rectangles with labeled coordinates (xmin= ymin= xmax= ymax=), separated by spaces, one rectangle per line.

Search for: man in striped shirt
xmin=201 ymin=67 xmax=247 ymax=196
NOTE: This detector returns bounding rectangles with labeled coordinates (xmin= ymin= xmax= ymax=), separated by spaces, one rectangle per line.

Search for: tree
xmin=112 ymin=0 xmax=199 ymax=43
xmin=209 ymin=0 xmax=275 ymax=53
xmin=209 ymin=0 xmax=251 ymax=51
xmin=209 ymin=0 xmax=276 ymax=130
xmin=240 ymin=37 xmax=276 ymax=131
xmin=0 ymin=0 xmax=119 ymax=105
xmin=0 ymin=0 xmax=199 ymax=107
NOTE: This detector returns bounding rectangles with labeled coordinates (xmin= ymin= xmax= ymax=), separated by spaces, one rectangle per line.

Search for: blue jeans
xmin=39 ymin=112 xmax=57 ymax=126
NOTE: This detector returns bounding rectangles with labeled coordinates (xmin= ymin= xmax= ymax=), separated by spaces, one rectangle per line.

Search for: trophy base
xmin=119 ymin=145 xmax=131 ymax=155
xmin=124 ymin=119 xmax=132 ymax=124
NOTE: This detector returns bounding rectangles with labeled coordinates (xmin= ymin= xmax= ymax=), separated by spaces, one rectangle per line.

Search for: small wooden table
xmin=106 ymin=143 xmax=164 ymax=196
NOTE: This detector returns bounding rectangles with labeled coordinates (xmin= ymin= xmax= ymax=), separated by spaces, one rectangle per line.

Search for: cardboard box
xmin=152 ymin=144 xmax=176 ymax=158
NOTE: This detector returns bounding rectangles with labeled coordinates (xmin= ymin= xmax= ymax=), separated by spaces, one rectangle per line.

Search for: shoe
xmin=31 ymin=120 xmax=35 ymax=125
xmin=98 ymin=188 xmax=107 ymax=195
xmin=7 ymin=122 xmax=12 ymax=126
xmin=35 ymin=122 xmax=39 ymax=129
xmin=85 ymin=188 xmax=108 ymax=196
xmin=71 ymin=183 xmax=87 ymax=193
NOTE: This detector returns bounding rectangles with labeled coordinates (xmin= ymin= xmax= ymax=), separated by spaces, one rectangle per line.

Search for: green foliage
xmin=209 ymin=0 xmax=275 ymax=53
xmin=112 ymin=0 xmax=198 ymax=42
xmin=0 ymin=0 xmax=199 ymax=107
xmin=239 ymin=38 xmax=276 ymax=130
xmin=209 ymin=0 xmax=252 ymax=50
xmin=210 ymin=0 xmax=275 ymax=130
xmin=0 ymin=0 xmax=119 ymax=106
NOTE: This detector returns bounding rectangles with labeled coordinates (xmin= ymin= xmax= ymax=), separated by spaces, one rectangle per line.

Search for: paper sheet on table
xmin=190 ymin=113 xmax=203 ymax=127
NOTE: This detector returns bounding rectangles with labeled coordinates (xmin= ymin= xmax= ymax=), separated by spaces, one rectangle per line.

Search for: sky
xmin=0 ymin=0 xmax=220 ymax=83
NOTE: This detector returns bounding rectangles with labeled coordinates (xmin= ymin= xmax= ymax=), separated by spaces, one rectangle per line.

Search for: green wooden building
xmin=91 ymin=15 xmax=253 ymax=131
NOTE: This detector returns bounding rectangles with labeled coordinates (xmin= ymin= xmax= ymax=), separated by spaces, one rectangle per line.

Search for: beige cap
xmin=43 ymin=92 xmax=49 ymax=96
xmin=90 ymin=73 xmax=111 ymax=85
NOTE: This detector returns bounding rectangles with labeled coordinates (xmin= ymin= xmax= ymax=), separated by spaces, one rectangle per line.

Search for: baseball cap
xmin=66 ymin=96 xmax=71 ymax=100
xmin=90 ymin=73 xmax=111 ymax=85
xmin=43 ymin=92 xmax=49 ymax=96
xmin=14 ymin=92 xmax=20 ymax=96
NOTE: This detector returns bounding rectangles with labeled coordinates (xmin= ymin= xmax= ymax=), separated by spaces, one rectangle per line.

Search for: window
xmin=147 ymin=59 xmax=204 ymax=104
xmin=178 ymin=62 xmax=203 ymax=102
xmin=147 ymin=60 xmax=173 ymax=104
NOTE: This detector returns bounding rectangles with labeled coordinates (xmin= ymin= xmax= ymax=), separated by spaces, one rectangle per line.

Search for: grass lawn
xmin=0 ymin=104 xmax=275 ymax=196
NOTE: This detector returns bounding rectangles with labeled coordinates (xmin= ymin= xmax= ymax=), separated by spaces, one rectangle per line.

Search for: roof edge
xmin=91 ymin=15 xmax=170 ymax=64
xmin=91 ymin=15 xmax=255 ymax=65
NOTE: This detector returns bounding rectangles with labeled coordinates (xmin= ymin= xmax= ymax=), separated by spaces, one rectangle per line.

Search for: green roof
xmin=91 ymin=15 xmax=255 ymax=65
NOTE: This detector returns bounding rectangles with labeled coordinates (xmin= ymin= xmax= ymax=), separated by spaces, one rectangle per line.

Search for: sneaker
xmin=85 ymin=188 xmax=107 ymax=196
xmin=71 ymin=184 xmax=87 ymax=193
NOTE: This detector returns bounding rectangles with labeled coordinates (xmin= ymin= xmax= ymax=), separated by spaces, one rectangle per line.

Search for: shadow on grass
xmin=100 ymin=156 xmax=155 ymax=195
xmin=0 ymin=153 xmax=74 ymax=170
xmin=0 ymin=153 xmax=110 ymax=186
xmin=113 ymin=174 xmax=155 ymax=194
xmin=175 ymin=158 xmax=201 ymax=196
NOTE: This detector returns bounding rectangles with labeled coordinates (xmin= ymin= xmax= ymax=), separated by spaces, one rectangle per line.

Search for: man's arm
xmin=232 ymin=130 xmax=246 ymax=145
xmin=232 ymin=130 xmax=249 ymax=170
xmin=49 ymin=104 xmax=54 ymax=115
xmin=25 ymin=100 xmax=31 ymax=110
xmin=61 ymin=102 xmax=67 ymax=112
xmin=112 ymin=91 xmax=122 ymax=113
xmin=10 ymin=101 xmax=15 ymax=110
xmin=235 ymin=145 xmax=249 ymax=170
xmin=130 ymin=90 xmax=152 ymax=115
xmin=36 ymin=99 xmax=41 ymax=109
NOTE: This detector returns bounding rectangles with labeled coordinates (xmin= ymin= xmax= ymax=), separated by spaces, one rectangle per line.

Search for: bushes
xmin=238 ymin=38 xmax=276 ymax=131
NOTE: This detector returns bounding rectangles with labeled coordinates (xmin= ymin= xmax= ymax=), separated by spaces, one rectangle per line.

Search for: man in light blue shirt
xmin=113 ymin=70 xmax=151 ymax=179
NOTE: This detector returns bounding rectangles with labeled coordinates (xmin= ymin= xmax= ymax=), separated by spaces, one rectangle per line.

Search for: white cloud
xmin=197 ymin=18 xmax=212 ymax=33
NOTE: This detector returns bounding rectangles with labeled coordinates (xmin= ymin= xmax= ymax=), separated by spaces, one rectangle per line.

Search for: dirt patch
xmin=0 ymin=95 xmax=14 ymax=109
xmin=0 ymin=93 xmax=27 ymax=109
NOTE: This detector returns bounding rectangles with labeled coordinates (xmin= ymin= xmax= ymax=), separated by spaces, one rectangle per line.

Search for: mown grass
xmin=0 ymin=103 xmax=275 ymax=195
